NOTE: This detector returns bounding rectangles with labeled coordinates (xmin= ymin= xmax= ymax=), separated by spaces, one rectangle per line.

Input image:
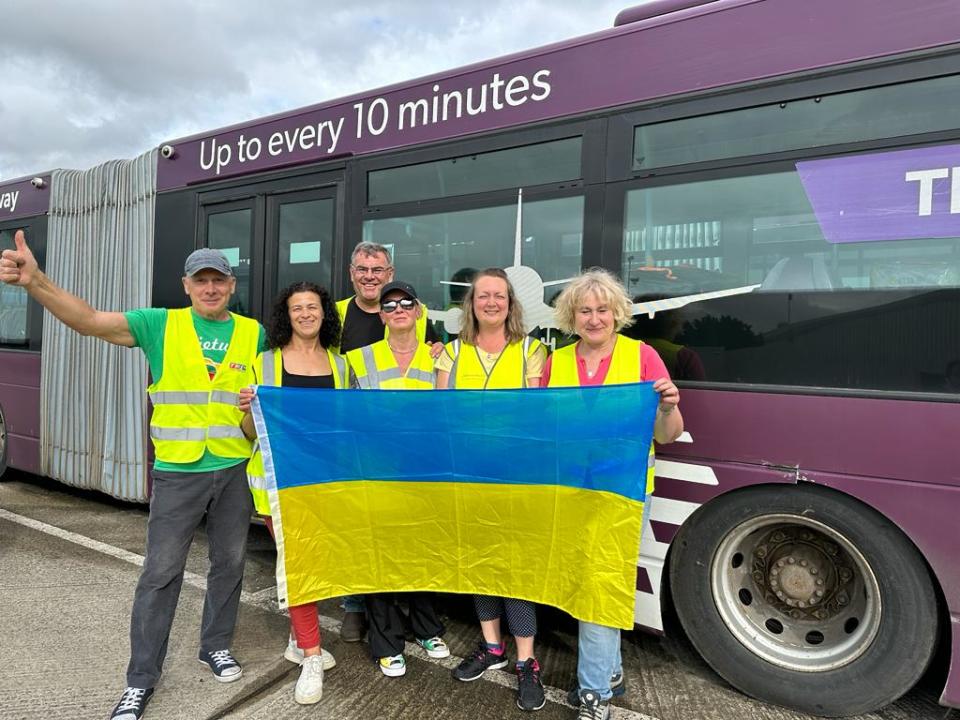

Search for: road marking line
xmin=0 ymin=506 xmax=659 ymax=720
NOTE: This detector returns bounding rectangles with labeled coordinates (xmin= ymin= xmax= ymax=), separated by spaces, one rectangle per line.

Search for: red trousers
xmin=264 ymin=516 xmax=321 ymax=649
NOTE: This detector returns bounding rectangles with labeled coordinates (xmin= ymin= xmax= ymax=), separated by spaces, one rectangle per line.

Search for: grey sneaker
xmin=341 ymin=610 xmax=367 ymax=642
xmin=577 ymin=690 xmax=611 ymax=720
xmin=567 ymin=671 xmax=625 ymax=706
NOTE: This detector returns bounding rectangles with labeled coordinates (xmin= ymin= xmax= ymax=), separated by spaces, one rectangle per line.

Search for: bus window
xmin=274 ymin=196 xmax=334 ymax=292
xmin=363 ymin=195 xmax=583 ymax=313
xmin=633 ymin=74 xmax=960 ymax=171
xmin=0 ymin=229 xmax=28 ymax=344
xmin=621 ymin=171 xmax=960 ymax=392
xmin=205 ymin=207 xmax=253 ymax=316
xmin=368 ymin=137 xmax=582 ymax=205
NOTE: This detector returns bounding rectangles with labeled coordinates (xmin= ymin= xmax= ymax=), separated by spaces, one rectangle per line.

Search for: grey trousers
xmin=126 ymin=463 xmax=253 ymax=688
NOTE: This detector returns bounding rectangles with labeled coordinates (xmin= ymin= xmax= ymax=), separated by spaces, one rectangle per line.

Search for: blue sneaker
xmin=198 ymin=648 xmax=243 ymax=682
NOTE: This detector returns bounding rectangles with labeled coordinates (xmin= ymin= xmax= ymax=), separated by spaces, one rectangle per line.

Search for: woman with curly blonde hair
xmin=544 ymin=267 xmax=683 ymax=720
xmin=435 ymin=267 xmax=548 ymax=711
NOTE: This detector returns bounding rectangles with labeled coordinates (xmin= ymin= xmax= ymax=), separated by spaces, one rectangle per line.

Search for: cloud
xmin=0 ymin=0 xmax=628 ymax=180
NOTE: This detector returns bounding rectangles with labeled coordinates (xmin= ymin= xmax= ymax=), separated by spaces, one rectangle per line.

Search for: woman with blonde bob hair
xmin=542 ymin=267 xmax=683 ymax=720
xmin=436 ymin=267 xmax=549 ymax=711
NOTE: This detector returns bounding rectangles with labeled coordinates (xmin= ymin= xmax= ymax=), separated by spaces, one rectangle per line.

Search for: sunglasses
xmin=381 ymin=298 xmax=417 ymax=313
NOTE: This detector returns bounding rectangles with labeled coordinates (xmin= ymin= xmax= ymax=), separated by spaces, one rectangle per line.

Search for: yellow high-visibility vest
xmin=246 ymin=347 xmax=348 ymax=516
xmin=147 ymin=308 xmax=259 ymax=464
xmin=444 ymin=337 xmax=542 ymax=389
xmin=346 ymin=339 xmax=436 ymax=390
xmin=336 ymin=296 xmax=429 ymax=344
xmin=548 ymin=334 xmax=656 ymax=498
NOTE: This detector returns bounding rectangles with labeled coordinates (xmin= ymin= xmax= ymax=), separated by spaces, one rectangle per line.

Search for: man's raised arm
xmin=0 ymin=230 xmax=135 ymax=347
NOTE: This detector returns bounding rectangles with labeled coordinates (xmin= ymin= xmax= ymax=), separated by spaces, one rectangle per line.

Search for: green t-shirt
xmin=125 ymin=307 xmax=268 ymax=473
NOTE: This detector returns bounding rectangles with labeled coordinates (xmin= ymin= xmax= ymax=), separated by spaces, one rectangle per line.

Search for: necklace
xmin=388 ymin=342 xmax=416 ymax=354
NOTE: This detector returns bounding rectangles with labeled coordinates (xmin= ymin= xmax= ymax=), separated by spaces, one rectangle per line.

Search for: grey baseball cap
xmin=184 ymin=248 xmax=233 ymax=277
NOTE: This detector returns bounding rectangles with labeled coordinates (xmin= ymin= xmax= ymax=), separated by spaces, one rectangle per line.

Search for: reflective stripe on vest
xmin=246 ymin=346 xmax=348 ymax=515
xmin=147 ymin=308 xmax=259 ymax=464
xmin=347 ymin=340 xmax=435 ymax=390
xmin=445 ymin=336 xmax=538 ymax=389
xmin=548 ymin=334 xmax=655 ymax=496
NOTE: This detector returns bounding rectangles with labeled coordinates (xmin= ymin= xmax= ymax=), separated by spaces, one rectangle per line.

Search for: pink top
xmin=540 ymin=340 xmax=670 ymax=387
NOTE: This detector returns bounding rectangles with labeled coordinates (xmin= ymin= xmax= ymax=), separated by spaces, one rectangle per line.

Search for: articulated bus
xmin=1 ymin=0 xmax=958 ymax=715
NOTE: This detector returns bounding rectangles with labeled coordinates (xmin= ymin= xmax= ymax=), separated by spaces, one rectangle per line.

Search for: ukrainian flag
xmin=252 ymin=383 xmax=658 ymax=629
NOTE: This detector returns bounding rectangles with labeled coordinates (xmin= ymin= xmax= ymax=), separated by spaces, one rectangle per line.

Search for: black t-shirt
xmin=338 ymin=297 xmax=438 ymax=353
xmin=282 ymin=365 xmax=335 ymax=389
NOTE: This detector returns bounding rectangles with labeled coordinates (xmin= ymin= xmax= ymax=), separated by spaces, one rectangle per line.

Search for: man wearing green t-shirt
xmin=0 ymin=231 xmax=266 ymax=720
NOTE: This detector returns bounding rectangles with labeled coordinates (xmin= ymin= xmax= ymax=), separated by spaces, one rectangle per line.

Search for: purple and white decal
xmin=0 ymin=175 xmax=51 ymax=222
xmin=797 ymin=143 xmax=960 ymax=243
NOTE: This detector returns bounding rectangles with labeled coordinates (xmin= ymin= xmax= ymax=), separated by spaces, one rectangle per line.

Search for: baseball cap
xmin=379 ymin=280 xmax=418 ymax=301
xmin=184 ymin=248 xmax=233 ymax=277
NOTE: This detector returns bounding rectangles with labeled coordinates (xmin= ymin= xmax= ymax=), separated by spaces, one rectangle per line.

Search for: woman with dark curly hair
xmin=238 ymin=280 xmax=347 ymax=706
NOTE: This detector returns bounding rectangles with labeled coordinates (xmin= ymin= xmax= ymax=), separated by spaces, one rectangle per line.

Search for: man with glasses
xmin=334 ymin=242 xmax=438 ymax=642
xmin=337 ymin=242 xmax=434 ymax=355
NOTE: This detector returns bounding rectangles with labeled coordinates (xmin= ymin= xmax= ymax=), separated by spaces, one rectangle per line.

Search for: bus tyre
xmin=669 ymin=484 xmax=938 ymax=717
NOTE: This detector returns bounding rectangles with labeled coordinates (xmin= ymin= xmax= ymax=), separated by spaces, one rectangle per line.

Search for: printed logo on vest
xmin=229 ymin=362 xmax=247 ymax=372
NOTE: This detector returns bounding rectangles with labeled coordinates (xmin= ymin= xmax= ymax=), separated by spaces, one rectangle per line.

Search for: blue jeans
xmin=342 ymin=594 xmax=366 ymax=613
xmin=577 ymin=621 xmax=622 ymax=702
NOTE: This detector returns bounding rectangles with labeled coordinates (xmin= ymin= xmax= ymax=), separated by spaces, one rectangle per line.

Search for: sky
xmin=0 ymin=0 xmax=633 ymax=181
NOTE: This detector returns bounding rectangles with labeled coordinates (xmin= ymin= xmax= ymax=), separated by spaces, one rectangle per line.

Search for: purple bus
xmin=1 ymin=0 xmax=958 ymax=715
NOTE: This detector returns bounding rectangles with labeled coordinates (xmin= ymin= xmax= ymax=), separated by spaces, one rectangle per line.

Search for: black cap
xmin=379 ymin=280 xmax=418 ymax=301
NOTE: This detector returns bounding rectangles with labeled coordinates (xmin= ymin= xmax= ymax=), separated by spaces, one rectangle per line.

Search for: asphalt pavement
xmin=0 ymin=471 xmax=953 ymax=720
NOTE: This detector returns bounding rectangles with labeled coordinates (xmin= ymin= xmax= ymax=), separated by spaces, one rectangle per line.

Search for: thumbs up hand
xmin=0 ymin=230 xmax=39 ymax=287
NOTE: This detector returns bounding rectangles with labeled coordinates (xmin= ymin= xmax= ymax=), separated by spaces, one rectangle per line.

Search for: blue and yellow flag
xmin=252 ymin=383 xmax=658 ymax=629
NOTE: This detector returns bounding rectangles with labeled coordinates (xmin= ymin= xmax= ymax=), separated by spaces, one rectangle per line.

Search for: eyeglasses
xmin=381 ymin=298 xmax=416 ymax=313
xmin=351 ymin=265 xmax=391 ymax=277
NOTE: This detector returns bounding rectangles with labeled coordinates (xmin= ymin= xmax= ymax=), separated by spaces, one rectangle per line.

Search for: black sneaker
xmin=576 ymin=690 xmax=610 ymax=720
xmin=516 ymin=658 xmax=546 ymax=712
xmin=451 ymin=642 xmax=509 ymax=681
xmin=198 ymin=648 xmax=243 ymax=682
xmin=109 ymin=686 xmax=154 ymax=720
xmin=566 ymin=671 xmax=625 ymax=706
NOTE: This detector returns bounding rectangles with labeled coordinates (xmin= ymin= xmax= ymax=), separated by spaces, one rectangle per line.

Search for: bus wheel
xmin=0 ymin=403 xmax=7 ymax=478
xmin=669 ymin=484 xmax=938 ymax=717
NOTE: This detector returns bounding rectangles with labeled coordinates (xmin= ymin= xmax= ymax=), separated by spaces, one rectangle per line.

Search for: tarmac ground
xmin=0 ymin=471 xmax=954 ymax=720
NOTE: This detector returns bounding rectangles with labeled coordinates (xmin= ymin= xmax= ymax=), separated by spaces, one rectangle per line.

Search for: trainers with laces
xmin=577 ymin=690 xmax=611 ymax=720
xmin=283 ymin=635 xmax=337 ymax=670
xmin=294 ymin=654 xmax=324 ymax=704
xmin=109 ymin=687 xmax=154 ymax=720
xmin=451 ymin=642 xmax=509 ymax=681
xmin=415 ymin=635 xmax=450 ymax=659
xmin=516 ymin=658 xmax=546 ymax=712
xmin=378 ymin=654 xmax=407 ymax=677
xmin=198 ymin=648 xmax=243 ymax=682
xmin=567 ymin=671 xmax=625 ymax=706
xmin=341 ymin=610 xmax=367 ymax=642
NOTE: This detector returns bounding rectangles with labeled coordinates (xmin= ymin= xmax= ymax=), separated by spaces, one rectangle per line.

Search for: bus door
xmin=198 ymin=171 xmax=342 ymax=323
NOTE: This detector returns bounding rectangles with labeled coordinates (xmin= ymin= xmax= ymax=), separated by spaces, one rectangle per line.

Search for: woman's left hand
xmin=653 ymin=377 xmax=680 ymax=414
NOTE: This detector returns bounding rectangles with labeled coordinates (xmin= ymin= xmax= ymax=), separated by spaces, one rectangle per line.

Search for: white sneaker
xmin=284 ymin=635 xmax=336 ymax=670
xmin=416 ymin=636 xmax=451 ymax=659
xmin=378 ymin=654 xmax=406 ymax=677
xmin=294 ymin=654 xmax=324 ymax=705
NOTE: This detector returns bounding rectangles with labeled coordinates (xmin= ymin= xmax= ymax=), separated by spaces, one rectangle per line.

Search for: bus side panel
xmin=153 ymin=190 xmax=197 ymax=310
xmin=0 ymin=350 xmax=41 ymax=475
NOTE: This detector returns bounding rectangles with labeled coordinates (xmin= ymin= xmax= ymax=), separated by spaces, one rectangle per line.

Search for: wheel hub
xmin=712 ymin=514 xmax=881 ymax=672
xmin=752 ymin=528 xmax=854 ymax=620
